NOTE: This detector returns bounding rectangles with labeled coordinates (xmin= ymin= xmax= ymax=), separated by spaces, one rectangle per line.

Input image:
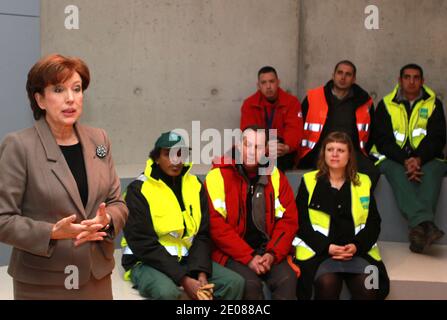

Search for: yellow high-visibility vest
xmin=121 ymin=158 xmax=202 ymax=280
xmin=370 ymin=85 xmax=437 ymax=164
xmin=206 ymin=166 xmax=285 ymax=220
xmin=294 ymin=170 xmax=382 ymax=261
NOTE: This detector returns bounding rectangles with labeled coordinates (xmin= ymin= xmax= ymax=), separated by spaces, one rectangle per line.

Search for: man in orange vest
xmin=298 ymin=60 xmax=379 ymax=188
xmin=240 ymin=66 xmax=303 ymax=171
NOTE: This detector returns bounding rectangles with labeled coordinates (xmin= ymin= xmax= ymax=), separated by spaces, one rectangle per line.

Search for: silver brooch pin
xmin=96 ymin=145 xmax=108 ymax=158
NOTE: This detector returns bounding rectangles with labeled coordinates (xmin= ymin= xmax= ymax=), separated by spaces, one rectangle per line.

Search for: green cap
xmin=154 ymin=131 xmax=189 ymax=149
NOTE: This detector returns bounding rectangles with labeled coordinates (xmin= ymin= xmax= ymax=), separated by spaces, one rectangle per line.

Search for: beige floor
xmin=1 ymin=241 xmax=446 ymax=300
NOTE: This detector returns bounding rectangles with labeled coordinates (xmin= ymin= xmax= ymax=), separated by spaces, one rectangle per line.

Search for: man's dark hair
xmin=334 ymin=60 xmax=357 ymax=77
xmin=257 ymin=66 xmax=278 ymax=79
xmin=400 ymin=63 xmax=424 ymax=79
xmin=149 ymin=147 xmax=161 ymax=161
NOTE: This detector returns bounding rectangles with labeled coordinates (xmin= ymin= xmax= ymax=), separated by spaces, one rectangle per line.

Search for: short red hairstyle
xmin=26 ymin=54 xmax=90 ymax=120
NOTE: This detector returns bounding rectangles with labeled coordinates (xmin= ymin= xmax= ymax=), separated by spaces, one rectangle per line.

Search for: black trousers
xmin=226 ymin=258 xmax=297 ymax=300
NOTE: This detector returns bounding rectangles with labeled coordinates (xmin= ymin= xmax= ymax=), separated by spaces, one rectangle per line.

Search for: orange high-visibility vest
xmin=300 ymin=86 xmax=372 ymax=158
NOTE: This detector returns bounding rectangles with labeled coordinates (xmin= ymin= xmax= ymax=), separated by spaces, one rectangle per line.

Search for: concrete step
xmin=379 ymin=241 xmax=447 ymax=299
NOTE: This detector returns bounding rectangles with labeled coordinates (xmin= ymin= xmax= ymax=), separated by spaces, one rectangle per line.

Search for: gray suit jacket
xmin=0 ymin=118 xmax=128 ymax=286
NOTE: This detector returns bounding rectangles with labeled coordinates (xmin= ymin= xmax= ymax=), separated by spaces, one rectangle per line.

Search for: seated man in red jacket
xmin=240 ymin=66 xmax=303 ymax=171
xmin=205 ymin=126 xmax=299 ymax=300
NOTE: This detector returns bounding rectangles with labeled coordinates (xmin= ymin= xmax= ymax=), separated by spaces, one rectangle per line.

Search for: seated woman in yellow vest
xmin=294 ymin=132 xmax=389 ymax=300
xmin=121 ymin=131 xmax=244 ymax=300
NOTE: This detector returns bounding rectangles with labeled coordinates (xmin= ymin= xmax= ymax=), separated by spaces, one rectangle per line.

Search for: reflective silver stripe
xmin=185 ymin=236 xmax=195 ymax=245
xmin=275 ymin=198 xmax=284 ymax=218
xmin=169 ymin=231 xmax=180 ymax=238
xmin=164 ymin=246 xmax=178 ymax=256
xmin=394 ymin=131 xmax=405 ymax=142
xmin=301 ymin=139 xmax=316 ymax=149
xmin=123 ymin=246 xmax=133 ymax=255
xmin=370 ymin=152 xmax=386 ymax=161
xmin=212 ymin=198 xmax=226 ymax=211
xmin=136 ymin=174 xmax=148 ymax=182
xmin=360 ymin=141 xmax=365 ymax=149
xmin=164 ymin=245 xmax=189 ymax=257
xmin=357 ymin=123 xmax=369 ymax=131
xmin=412 ymin=128 xmax=427 ymax=138
xmin=292 ymin=237 xmax=301 ymax=247
xmin=181 ymin=246 xmax=189 ymax=256
xmin=304 ymin=122 xmax=323 ymax=132
xmin=354 ymin=224 xmax=366 ymax=235
xmin=312 ymin=224 xmax=329 ymax=236
xmin=292 ymin=237 xmax=316 ymax=253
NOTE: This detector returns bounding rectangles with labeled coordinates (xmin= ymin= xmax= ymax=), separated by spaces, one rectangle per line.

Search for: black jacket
xmin=374 ymin=86 xmax=446 ymax=165
xmin=294 ymin=176 xmax=389 ymax=299
xmin=122 ymin=163 xmax=211 ymax=285
xmin=301 ymin=81 xmax=375 ymax=158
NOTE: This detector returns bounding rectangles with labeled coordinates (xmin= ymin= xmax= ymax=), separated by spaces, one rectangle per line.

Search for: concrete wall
xmin=41 ymin=0 xmax=300 ymax=166
xmin=299 ymin=0 xmax=447 ymax=102
xmin=40 ymin=0 xmax=447 ymax=167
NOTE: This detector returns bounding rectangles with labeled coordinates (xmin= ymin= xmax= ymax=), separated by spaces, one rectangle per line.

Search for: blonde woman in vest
xmin=121 ymin=131 xmax=244 ymax=300
xmin=294 ymin=132 xmax=389 ymax=300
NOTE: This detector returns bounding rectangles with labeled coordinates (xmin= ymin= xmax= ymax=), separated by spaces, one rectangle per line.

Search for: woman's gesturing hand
xmin=75 ymin=202 xmax=111 ymax=246
xmin=51 ymin=214 xmax=102 ymax=240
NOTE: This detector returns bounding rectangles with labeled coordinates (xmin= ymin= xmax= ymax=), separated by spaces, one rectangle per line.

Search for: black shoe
xmin=409 ymin=224 xmax=428 ymax=253
xmin=422 ymin=221 xmax=445 ymax=246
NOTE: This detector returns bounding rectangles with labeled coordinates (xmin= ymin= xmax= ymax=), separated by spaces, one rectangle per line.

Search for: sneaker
xmin=409 ymin=224 xmax=428 ymax=253
xmin=423 ymin=221 xmax=445 ymax=246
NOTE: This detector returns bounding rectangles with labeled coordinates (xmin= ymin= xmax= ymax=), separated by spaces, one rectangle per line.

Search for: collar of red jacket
xmin=251 ymin=87 xmax=289 ymax=109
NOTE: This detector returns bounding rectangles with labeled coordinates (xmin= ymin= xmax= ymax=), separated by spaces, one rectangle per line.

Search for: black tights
xmin=314 ymin=272 xmax=378 ymax=300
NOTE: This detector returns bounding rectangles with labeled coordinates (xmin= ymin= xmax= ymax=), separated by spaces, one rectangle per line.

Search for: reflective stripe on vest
xmin=304 ymin=122 xmax=324 ymax=132
xmin=357 ymin=123 xmax=369 ymax=131
xmin=121 ymin=159 xmax=202 ymax=280
xmin=370 ymin=85 xmax=437 ymax=164
xmin=301 ymin=139 xmax=316 ymax=149
xmin=206 ymin=166 xmax=285 ymax=219
xmin=123 ymin=246 xmax=133 ymax=255
xmin=292 ymin=236 xmax=316 ymax=261
xmin=205 ymin=168 xmax=228 ymax=218
xmin=394 ymin=131 xmax=405 ymax=143
xmin=294 ymin=170 xmax=382 ymax=261
xmin=271 ymin=167 xmax=286 ymax=218
xmin=301 ymin=86 xmax=372 ymax=159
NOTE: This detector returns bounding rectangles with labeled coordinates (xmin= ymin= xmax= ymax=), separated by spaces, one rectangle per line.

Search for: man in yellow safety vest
xmin=121 ymin=131 xmax=244 ymax=299
xmin=372 ymin=64 xmax=447 ymax=254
